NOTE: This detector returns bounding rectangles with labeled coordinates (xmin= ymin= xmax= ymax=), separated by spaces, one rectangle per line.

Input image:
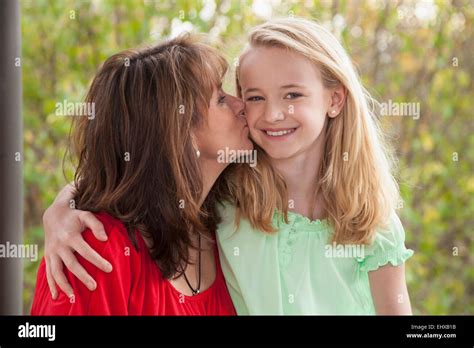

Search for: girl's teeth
xmin=265 ymin=129 xmax=295 ymax=136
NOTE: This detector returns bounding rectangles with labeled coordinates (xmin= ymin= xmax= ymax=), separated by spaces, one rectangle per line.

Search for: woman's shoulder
xmin=82 ymin=211 xmax=143 ymax=259
xmin=31 ymin=212 xmax=144 ymax=315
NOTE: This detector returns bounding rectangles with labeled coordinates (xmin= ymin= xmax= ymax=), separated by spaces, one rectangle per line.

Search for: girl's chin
xmin=263 ymin=150 xmax=296 ymax=161
xmin=251 ymin=138 xmax=300 ymax=160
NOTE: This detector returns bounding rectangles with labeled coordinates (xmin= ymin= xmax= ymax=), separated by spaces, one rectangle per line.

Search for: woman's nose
xmin=228 ymin=96 xmax=246 ymax=117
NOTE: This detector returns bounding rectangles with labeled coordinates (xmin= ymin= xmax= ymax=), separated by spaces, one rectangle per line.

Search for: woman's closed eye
xmin=218 ymin=94 xmax=227 ymax=104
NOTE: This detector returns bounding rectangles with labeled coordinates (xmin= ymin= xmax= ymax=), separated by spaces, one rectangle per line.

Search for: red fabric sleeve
xmin=31 ymin=213 xmax=138 ymax=315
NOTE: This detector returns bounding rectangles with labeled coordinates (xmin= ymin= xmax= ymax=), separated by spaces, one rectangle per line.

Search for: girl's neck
xmin=271 ymin=136 xmax=326 ymax=221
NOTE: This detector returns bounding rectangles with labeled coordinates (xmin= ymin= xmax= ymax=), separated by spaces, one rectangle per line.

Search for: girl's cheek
xmin=245 ymin=108 xmax=259 ymax=126
xmin=249 ymin=127 xmax=261 ymax=142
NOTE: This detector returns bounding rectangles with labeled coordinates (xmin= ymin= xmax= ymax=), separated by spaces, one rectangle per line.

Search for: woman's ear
xmin=327 ymin=85 xmax=347 ymax=118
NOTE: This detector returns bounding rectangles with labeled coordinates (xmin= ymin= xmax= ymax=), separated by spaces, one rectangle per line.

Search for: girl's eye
xmin=285 ymin=92 xmax=303 ymax=100
xmin=246 ymin=96 xmax=264 ymax=102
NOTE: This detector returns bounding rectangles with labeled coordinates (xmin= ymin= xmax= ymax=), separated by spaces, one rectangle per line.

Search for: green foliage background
xmin=21 ymin=0 xmax=473 ymax=314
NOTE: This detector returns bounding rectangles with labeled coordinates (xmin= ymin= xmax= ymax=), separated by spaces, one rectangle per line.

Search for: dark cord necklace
xmin=181 ymin=233 xmax=201 ymax=296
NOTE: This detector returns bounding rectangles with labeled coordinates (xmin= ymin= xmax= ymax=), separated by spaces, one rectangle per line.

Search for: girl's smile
xmin=260 ymin=127 xmax=298 ymax=140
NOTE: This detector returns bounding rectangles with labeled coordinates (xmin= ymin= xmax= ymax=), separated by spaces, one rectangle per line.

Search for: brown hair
xmin=70 ymin=34 xmax=227 ymax=279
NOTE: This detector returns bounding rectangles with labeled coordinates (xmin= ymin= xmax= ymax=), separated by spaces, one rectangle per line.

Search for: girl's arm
xmin=42 ymin=184 xmax=113 ymax=299
xmin=32 ymin=214 xmax=133 ymax=315
xmin=368 ymin=263 xmax=412 ymax=315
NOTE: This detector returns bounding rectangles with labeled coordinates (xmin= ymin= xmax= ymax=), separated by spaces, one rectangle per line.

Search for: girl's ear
xmin=328 ymin=85 xmax=347 ymax=118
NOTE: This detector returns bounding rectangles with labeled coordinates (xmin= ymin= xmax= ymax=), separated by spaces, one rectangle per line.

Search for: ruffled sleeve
xmin=356 ymin=211 xmax=414 ymax=273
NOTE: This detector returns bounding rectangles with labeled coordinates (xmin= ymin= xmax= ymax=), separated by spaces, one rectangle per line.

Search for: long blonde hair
xmin=217 ymin=17 xmax=399 ymax=244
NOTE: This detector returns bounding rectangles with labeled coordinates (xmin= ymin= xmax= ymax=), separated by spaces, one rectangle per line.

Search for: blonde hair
xmin=223 ymin=17 xmax=400 ymax=244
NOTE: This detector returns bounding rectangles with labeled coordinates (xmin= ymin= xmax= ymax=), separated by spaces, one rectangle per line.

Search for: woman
xmin=31 ymin=34 xmax=253 ymax=315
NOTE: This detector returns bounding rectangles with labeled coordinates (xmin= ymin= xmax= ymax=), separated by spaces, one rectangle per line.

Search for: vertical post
xmin=0 ymin=0 xmax=23 ymax=314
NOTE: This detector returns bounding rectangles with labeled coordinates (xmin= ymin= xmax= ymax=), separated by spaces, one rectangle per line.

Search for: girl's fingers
xmin=72 ymin=235 xmax=113 ymax=273
xmin=79 ymin=211 xmax=107 ymax=241
xmin=59 ymin=249 xmax=97 ymax=291
xmin=45 ymin=257 xmax=58 ymax=300
xmin=50 ymin=255 xmax=74 ymax=298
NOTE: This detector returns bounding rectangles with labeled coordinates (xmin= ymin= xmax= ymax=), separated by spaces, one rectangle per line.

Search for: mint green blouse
xmin=216 ymin=202 xmax=414 ymax=315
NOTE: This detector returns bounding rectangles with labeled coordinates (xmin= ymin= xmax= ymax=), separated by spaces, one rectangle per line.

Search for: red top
xmin=31 ymin=212 xmax=236 ymax=316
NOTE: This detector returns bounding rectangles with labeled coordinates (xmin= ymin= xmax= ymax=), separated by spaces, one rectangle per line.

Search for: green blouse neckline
xmin=273 ymin=209 xmax=332 ymax=233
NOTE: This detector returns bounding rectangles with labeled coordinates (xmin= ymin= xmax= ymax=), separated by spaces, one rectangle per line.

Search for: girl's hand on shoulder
xmin=43 ymin=184 xmax=113 ymax=299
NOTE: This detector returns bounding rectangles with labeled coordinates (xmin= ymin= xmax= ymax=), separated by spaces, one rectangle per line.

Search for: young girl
xmin=214 ymin=18 xmax=413 ymax=315
xmin=40 ymin=18 xmax=413 ymax=315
